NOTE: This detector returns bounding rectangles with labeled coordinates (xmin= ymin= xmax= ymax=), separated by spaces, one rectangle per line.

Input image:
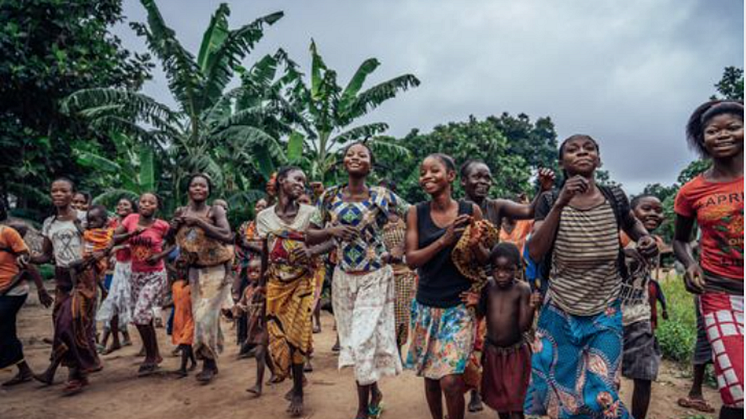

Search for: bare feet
xmin=62 ymin=378 xmax=89 ymax=396
xmin=33 ymin=370 xmax=55 ymax=386
xmin=287 ymin=393 xmax=304 ymax=417
xmin=246 ymin=384 xmax=262 ymax=397
xmin=313 ymin=324 xmax=321 ymax=334
xmin=102 ymin=343 xmax=122 ymax=355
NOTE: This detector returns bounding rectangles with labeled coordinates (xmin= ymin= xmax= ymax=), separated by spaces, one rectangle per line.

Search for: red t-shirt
xmin=674 ymin=174 xmax=744 ymax=281
xmin=108 ymin=218 xmax=132 ymax=263
xmin=121 ymin=214 xmax=169 ymax=273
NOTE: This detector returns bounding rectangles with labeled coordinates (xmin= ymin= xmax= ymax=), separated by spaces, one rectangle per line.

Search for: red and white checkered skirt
xmin=701 ymin=293 xmax=744 ymax=408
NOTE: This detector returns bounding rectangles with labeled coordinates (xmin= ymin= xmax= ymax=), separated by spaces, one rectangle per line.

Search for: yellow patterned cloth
xmin=257 ymin=204 xmax=316 ymax=380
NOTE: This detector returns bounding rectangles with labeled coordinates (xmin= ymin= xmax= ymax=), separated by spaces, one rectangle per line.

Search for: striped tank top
xmin=549 ymin=200 xmax=621 ymax=316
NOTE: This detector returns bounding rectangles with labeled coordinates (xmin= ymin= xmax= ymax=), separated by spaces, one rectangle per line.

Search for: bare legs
xmin=423 ymin=374 xmax=466 ymax=419
xmin=355 ymin=381 xmax=383 ymax=419
xmin=632 ymin=379 xmax=652 ymax=419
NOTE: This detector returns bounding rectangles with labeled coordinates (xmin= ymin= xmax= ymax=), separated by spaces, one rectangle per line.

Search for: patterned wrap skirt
xmin=405 ymin=300 xmax=475 ymax=380
xmin=700 ymin=292 xmax=744 ymax=408
xmin=96 ymin=261 xmax=133 ymax=327
xmin=333 ymin=265 xmax=402 ymax=385
xmin=525 ymin=301 xmax=629 ymax=419
xmin=190 ymin=265 xmax=230 ymax=360
xmin=130 ymin=269 xmax=167 ymax=326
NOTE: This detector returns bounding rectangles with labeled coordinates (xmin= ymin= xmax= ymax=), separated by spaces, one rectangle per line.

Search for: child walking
xmin=463 ymin=242 xmax=539 ymax=419
xmin=171 ymin=251 xmax=197 ymax=377
xmin=619 ymin=194 xmax=665 ymax=419
xmin=240 ymin=258 xmax=272 ymax=397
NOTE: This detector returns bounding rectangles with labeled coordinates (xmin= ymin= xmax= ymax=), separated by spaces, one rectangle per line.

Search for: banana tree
xmin=281 ymin=41 xmax=420 ymax=183
xmin=62 ymin=0 xmax=286 ymax=209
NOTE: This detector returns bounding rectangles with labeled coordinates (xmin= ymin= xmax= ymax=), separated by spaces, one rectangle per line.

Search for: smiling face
xmin=633 ymin=196 xmax=664 ymax=232
xmin=560 ymin=136 xmax=600 ymax=177
xmin=279 ymin=169 xmax=307 ymax=201
xmin=343 ymin=143 xmax=372 ymax=177
xmin=138 ymin=193 xmax=159 ymax=218
xmin=703 ymin=113 xmax=744 ymax=160
xmin=461 ymin=162 xmax=492 ymax=200
xmin=188 ymin=176 xmax=210 ymax=202
xmin=419 ymin=156 xmax=455 ymax=196
xmin=491 ymin=256 xmax=517 ymax=288
xmin=72 ymin=193 xmax=89 ymax=211
xmin=50 ymin=180 xmax=75 ymax=210
xmin=116 ymin=198 xmax=134 ymax=218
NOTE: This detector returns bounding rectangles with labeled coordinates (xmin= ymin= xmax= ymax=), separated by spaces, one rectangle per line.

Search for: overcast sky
xmin=114 ymin=0 xmax=744 ymax=194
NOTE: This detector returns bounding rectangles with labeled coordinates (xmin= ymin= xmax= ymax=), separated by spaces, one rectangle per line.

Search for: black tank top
xmin=415 ymin=200 xmax=474 ymax=308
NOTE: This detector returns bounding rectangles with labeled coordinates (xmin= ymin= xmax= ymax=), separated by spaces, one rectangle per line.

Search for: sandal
xmin=2 ymin=373 xmax=32 ymax=387
xmin=677 ymin=396 xmax=716 ymax=413
xmin=368 ymin=402 xmax=385 ymax=419
xmin=62 ymin=378 xmax=88 ymax=396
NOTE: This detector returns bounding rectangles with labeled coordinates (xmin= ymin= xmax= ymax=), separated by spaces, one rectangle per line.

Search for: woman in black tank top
xmin=404 ymin=154 xmax=484 ymax=419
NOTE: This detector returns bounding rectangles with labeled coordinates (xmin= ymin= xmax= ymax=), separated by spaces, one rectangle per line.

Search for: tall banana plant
xmin=62 ymin=0 xmax=286 ymax=209
xmin=281 ymin=41 xmax=421 ymax=183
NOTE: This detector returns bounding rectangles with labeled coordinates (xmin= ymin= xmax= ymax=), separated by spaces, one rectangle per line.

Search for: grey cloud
xmin=115 ymin=0 xmax=743 ymax=193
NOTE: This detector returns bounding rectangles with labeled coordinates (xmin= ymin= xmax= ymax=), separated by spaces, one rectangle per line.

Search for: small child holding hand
xmin=462 ymin=242 xmax=540 ymax=419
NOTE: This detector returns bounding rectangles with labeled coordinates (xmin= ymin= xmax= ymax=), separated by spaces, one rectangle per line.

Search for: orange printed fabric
xmin=499 ymin=219 xmax=533 ymax=254
xmin=674 ymin=175 xmax=744 ymax=280
xmin=0 ymin=226 xmax=29 ymax=291
xmin=83 ymin=228 xmax=114 ymax=273
xmin=172 ymin=280 xmax=195 ymax=346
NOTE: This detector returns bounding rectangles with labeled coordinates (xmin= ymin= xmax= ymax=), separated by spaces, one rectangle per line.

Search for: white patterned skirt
xmin=96 ymin=261 xmax=133 ymax=327
xmin=332 ymin=265 xmax=402 ymax=385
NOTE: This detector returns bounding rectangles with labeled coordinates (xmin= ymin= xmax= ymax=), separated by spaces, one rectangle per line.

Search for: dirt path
xmin=1 ymin=294 xmax=721 ymax=419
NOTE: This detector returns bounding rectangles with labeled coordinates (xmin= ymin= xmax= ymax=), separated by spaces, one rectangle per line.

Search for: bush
xmin=657 ymin=273 xmax=697 ymax=363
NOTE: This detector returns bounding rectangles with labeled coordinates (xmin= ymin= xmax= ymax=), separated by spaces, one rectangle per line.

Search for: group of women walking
xmin=0 ymin=99 xmax=742 ymax=419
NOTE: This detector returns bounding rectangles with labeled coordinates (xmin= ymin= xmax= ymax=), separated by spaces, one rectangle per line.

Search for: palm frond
xmin=197 ymin=3 xmax=231 ymax=72
xmin=346 ymin=74 xmax=420 ymax=122
xmin=201 ymin=11 xmax=284 ymax=111
xmin=132 ymin=0 xmax=203 ymax=116
xmin=337 ymin=58 xmax=380 ymax=117
xmin=330 ymin=123 xmax=389 ymax=148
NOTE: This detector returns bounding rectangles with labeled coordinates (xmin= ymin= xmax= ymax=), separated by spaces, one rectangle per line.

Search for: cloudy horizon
xmin=114 ymin=0 xmax=744 ymax=194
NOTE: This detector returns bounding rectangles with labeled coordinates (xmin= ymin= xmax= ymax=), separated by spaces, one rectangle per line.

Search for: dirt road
xmin=1 ymin=294 xmax=721 ymax=419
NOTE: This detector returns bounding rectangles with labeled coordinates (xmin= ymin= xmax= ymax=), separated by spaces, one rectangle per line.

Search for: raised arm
xmin=405 ymin=205 xmax=471 ymax=269
xmin=528 ymin=176 xmax=588 ymax=261
xmin=494 ymin=168 xmax=556 ymax=221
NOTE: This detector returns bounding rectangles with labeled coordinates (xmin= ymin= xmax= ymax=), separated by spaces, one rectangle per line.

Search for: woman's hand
xmin=460 ymin=291 xmax=479 ymax=307
xmin=684 ymin=264 xmax=706 ymax=294
xmin=538 ymin=168 xmax=556 ymax=192
xmin=440 ymin=215 xmax=471 ymax=246
xmin=181 ymin=214 xmax=203 ymax=227
xmin=146 ymin=254 xmax=163 ymax=266
xmin=330 ymin=225 xmax=358 ymax=241
xmin=38 ymin=288 xmax=53 ymax=308
xmin=15 ymin=254 xmax=29 ymax=270
xmin=556 ymin=176 xmax=589 ymax=207
xmin=530 ymin=292 xmax=543 ymax=309
xmin=290 ymin=246 xmax=313 ymax=265
xmin=636 ymin=235 xmax=659 ymax=259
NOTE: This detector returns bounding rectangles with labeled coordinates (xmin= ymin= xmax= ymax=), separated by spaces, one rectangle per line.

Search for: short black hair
xmin=686 ymin=100 xmax=744 ymax=158
xmin=459 ymin=159 xmax=486 ymax=178
xmin=188 ymin=173 xmax=213 ymax=197
xmin=630 ymin=194 xmax=659 ymax=210
xmin=52 ymin=177 xmax=76 ymax=192
xmin=425 ymin=153 xmax=457 ymax=173
xmin=277 ymin=166 xmax=303 ymax=182
xmin=87 ymin=205 xmax=108 ymax=219
xmin=489 ymin=242 xmax=522 ymax=268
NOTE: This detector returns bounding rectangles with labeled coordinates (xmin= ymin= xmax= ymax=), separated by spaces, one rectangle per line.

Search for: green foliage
xmin=712 ymin=66 xmax=743 ymax=101
xmin=64 ymin=1 xmax=286 ymax=217
xmin=280 ymin=41 xmax=420 ymax=183
xmin=0 ymin=0 xmax=153 ymax=219
xmin=657 ymin=275 xmax=697 ymax=363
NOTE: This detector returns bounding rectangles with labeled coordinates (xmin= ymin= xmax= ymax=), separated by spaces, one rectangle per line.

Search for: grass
xmin=657 ymin=271 xmax=698 ymax=363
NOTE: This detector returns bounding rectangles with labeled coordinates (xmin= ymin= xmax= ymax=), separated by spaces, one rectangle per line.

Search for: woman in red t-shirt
xmin=674 ymin=100 xmax=744 ymax=418
xmin=113 ymin=193 xmax=171 ymax=376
